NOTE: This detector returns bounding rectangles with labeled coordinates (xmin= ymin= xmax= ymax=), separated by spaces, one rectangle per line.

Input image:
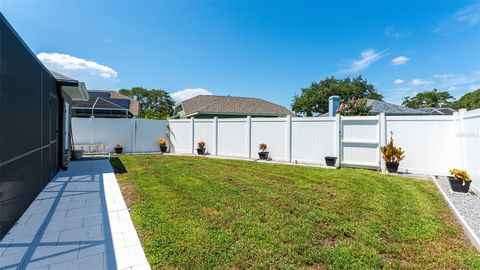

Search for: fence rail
xmin=72 ymin=108 xmax=480 ymax=184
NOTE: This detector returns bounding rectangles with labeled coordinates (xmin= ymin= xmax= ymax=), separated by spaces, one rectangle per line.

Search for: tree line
xmin=291 ymin=76 xmax=480 ymax=116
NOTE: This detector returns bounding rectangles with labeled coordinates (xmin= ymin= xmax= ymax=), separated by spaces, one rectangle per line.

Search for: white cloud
xmin=434 ymin=71 xmax=480 ymax=86
xmin=394 ymin=79 xmax=405 ymax=85
xmin=384 ymin=26 xmax=411 ymax=39
xmin=37 ymin=52 xmax=118 ymax=79
xmin=170 ymin=88 xmax=213 ymax=102
xmin=410 ymin=79 xmax=432 ymax=86
xmin=448 ymin=84 xmax=480 ymax=91
xmin=339 ymin=49 xmax=387 ymax=73
xmin=391 ymin=56 xmax=409 ymax=66
xmin=434 ymin=2 xmax=480 ymax=35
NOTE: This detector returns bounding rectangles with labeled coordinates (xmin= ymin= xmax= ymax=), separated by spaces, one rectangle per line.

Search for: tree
xmin=291 ymin=76 xmax=383 ymax=116
xmin=119 ymin=87 xmax=175 ymax=119
xmin=453 ymin=89 xmax=480 ymax=110
xmin=402 ymin=89 xmax=454 ymax=109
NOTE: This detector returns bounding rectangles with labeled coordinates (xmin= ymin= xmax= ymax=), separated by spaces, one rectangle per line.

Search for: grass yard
xmin=111 ymin=155 xmax=480 ymax=269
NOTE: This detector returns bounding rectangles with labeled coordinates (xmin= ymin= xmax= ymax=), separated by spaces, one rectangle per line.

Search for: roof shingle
xmin=179 ymin=95 xmax=294 ymax=117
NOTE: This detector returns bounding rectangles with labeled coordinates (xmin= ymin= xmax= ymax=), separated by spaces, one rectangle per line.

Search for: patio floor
xmin=0 ymin=159 xmax=150 ymax=270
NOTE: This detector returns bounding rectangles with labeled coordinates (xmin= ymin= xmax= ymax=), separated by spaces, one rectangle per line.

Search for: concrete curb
xmin=431 ymin=176 xmax=480 ymax=252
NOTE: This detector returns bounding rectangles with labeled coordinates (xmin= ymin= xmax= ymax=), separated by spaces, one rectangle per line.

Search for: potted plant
xmin=324 ymin=156 xmax=337 ymax=166
xmin=449 ymin=169 xmax=472 ymax=193
xmin=380 ymin=136 xmax=405 ymax=173
xmin=258 ymin=143 xmax=269 ymax=160
xmin=72 ymin=149 xmax=84 ymax=160
xmin=114 ymin=143 xmax=123 ymax=154
xmin=157 ymin=138 xmax=168 ymax=153
xmin=197 ymin=141 xmax=206 ymax=155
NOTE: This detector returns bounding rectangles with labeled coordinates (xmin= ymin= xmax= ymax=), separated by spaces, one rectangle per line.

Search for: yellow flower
xmin=450 ymin=169 xmax=472 ymax=186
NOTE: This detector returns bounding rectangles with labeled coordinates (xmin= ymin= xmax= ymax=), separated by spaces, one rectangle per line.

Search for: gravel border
xmin=433 ymin=176 xmax=480 ymax=251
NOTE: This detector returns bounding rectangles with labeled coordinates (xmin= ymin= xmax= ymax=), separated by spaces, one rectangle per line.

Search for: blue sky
xmin=1 ymin=1 xmax=479 ymax=108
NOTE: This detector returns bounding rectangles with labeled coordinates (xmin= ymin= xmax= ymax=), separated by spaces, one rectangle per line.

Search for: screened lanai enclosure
xmin=71 ymin=91 xmax=132 ymax=118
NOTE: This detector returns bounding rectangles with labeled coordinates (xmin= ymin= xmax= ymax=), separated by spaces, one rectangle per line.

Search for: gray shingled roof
xmin=179 ymin=95 xmax=295 ymax=117
xmin=366 ymin=99 xmax=427 ymax=115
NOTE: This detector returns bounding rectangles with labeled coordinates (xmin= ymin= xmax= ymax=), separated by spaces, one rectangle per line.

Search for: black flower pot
xmin=258 ymin=151 xmax=269 ymax=160
xmin=160 ymin=146 xmax=168 ymax=153
xmin=448 ymin=177 xmax=471 ymax=193
xmin=114 ymin=147 xmax=123 ymax=154
xmin=325 ymin=156 xmax=337 ymax=166
xmin=197 ymin=148 xmax=206 ymax=155
xmin=385 ymin=162 xmax=399 ymax=173
xmin=72 ymin=150 xmax=84 ymax=160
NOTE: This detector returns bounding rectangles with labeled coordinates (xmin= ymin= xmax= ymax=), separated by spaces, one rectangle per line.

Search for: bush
xmin=380 ymin=136 xmax=405 ymax=164
xmin=336 ymin=98 xmax=372 ymax=116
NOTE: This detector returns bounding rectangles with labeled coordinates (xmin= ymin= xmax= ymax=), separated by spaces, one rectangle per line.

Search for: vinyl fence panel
xmin=250 ymin=118 xmax=287 ymax=161
xmin=461 ymin=109 xmax=480 ymax=184
xmin=71 ymin=117 xmax=93 ymax=145
xmin=340 ymin=116 xmax=380 ymax=168
xmin=291 ymin=118 xmax=336 ymax=164
xmin=385 ymin=115 xmax=460 ymax=175
xmin=193 ymin=119 xmax=216 ymax=155
xmin=135 ymin=119 xmax=168 ymax=152
xmin=169 ymin=119 xmax=192 ymax=153
xmin=91 ymin=118 xmax=134 ymax=152
xmin=217 ymin=119 xmax=247 ymax=158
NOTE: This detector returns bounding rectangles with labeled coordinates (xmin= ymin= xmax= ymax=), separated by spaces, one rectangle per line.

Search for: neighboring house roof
xmin=418 ymin=107 xmax=457 ymax=115
xmin=320 ymin=98 xmax=428 ymax=116
xmin=176 ymin=95 xmax=295 ymax=117
xmin=366 ymin=99 xmax=427 ymax=115
xmin=71 ymin=90 xmax=139 ymax=116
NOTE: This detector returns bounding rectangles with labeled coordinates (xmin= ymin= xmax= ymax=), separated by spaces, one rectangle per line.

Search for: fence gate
xmin=340 ymin=116 xmax=382 ymax=169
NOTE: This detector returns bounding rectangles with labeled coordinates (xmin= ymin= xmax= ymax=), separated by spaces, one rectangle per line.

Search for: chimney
xmin=328 ymin=96 xmax=340 ymax=117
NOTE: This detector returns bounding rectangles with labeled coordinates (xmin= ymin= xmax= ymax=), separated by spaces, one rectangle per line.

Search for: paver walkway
xmin=0 ymin=159 xmax=150 ymax=270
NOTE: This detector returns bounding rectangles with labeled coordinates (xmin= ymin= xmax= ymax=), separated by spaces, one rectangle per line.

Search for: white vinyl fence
xmin=461 ymin=109 xmax=480 ymax=182
xmin=72 ymin=117 xmax=168 ymax=153
xmin=72 ymin=109 xmax=480 ymax=184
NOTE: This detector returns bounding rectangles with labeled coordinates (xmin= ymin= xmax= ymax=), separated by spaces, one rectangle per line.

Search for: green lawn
xmin=111 ymin=155 xmax=480 ymax=269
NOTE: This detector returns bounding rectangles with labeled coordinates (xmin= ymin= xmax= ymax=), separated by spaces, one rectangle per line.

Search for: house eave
xmin=61 ymin=82 xmax=89 ymax=101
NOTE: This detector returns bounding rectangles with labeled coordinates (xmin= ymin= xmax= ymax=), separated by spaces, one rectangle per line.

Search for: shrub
xmin=450 ymin=169 xmax=472 ymax=186
xmin=197 ymin=141 xmax=206 ymax=149
xmin=259 ymin=143 xmax=267 ymax=151
xmin=336 ymin=98 xmax=372 ymax=116
xmin=380 ymin=136 xmax=405 ymax=164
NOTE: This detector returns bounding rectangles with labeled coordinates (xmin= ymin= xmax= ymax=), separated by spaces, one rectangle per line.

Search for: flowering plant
xmin=450 ymin=169 xmax=472 ymax=186
xmin=336 ymin=98 xmax=372 ymax=116
xmin=380 ymin=136 xmax=405 ymax=164
xmin=157 ymin=138 xmax=167 ymax=146
xmin=259 ymin=143 xmax=267 ymax=151
xmin=115 ymin=143 xmax=123 ymax=148
xmin=197 ymin=141 xmax=206 ymax=149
